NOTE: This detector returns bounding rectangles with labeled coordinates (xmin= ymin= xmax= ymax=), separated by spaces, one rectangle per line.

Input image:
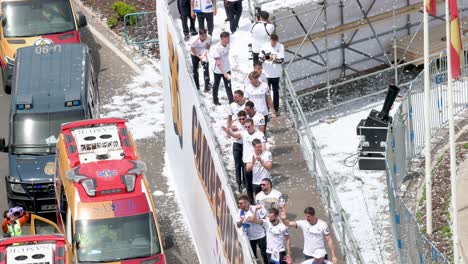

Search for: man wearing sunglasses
xmin=227 ymin=90 xmax=247 ymax=129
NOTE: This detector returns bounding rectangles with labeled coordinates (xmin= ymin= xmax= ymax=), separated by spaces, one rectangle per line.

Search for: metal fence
xmin=123 ymin=11 xmax=158 ymax=49
xmin=385 ymin=48 xmax=468 ymax=263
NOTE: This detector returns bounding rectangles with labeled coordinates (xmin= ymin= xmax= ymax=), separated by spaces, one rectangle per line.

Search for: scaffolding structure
xmin=252 ymin=0 xmax=467 ymax=116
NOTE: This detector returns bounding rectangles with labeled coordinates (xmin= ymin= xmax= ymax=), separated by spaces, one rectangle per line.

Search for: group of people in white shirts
xmin=235 ymin=182 xmax=338 ymax=264
xmin=189 ymin=3 xmax=338 ymax=263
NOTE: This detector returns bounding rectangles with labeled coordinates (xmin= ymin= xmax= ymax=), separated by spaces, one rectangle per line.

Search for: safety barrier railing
xmin=124 ymin=11 xmax=158 ymax=52
xmin=384 ymin=47 xmax=468 ymax=263
xmin=282 ymin=69 xmax=365 ymax=263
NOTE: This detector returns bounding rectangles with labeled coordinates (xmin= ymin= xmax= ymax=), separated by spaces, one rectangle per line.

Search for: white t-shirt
xmin=245 ymin=81 xmax=271 ymax=116
xmin=241 ymin=130 xmax=265 ymax=163
xmin=251 ymin=22 xmax=275 ymax=53
xmin=212 ymin=42 xmax=231 ymax=74
xmin=191 ymin=35 xmax=212 ymax=57
xmin=296 ymin=219 xmax=330 ymax=256
xmin=249 ymin=111 xmax=265 ymax=130
xmin=256 ymin=189 xmax=282 ymax=209
xmin=261 ymin=220 xmax=289 ymax=254
xmin=260 ymin=42 xmax=285 ymax=78
xmin=228 ymin=101 xmax=246 ymax=119
xmin=250 ymin=151 xmax=272 ymax=184
xmin=231 ymin=120 xmax=245 ymax=144
xmin=238 ymin=206 xmax=267 ymax=240
xmin=193 ymin=0 xmax=214 ymax=13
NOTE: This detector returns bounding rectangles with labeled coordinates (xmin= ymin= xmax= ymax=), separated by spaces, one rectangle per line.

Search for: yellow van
xmin=31 ymin=118 xmax=166 ymax=264
xmin=0 ymin=0 xmax=87 ymax=93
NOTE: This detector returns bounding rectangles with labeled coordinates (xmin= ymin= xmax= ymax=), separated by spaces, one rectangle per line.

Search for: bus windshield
xmin=2 ymin=0 xmax=75 ymax=38
xmin=75 ymin=213 xmax=162 ymax=262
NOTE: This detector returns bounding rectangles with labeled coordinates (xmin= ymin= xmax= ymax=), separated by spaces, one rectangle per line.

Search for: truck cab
xmin=0 ymin=43 xmax=99 ymax=214
xmin=0 ymin=0 xmax=87 ymax=93
xmin=47 ymin=118 xmax=166 ymax=263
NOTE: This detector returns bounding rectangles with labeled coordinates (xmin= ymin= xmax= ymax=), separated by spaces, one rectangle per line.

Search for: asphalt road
xmin=0 ymin=5 xmax=199 ymax=262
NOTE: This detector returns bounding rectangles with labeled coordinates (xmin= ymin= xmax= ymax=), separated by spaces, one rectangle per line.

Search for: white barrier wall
xmin=157 ymin=1 xmax=254 ymax=263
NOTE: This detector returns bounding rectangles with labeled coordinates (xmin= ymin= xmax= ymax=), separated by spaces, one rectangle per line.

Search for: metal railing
xmin=282 ymin=69 xmax=365 ymax=263
xmin=385 ymin=48 xmax=468 ymax=263
xmin=124 ymin=11 xmax=158 ymax=51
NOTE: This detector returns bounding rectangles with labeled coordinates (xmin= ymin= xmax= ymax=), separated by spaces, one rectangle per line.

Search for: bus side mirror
xmin=1 ymin=16 xmax=6 ymax=27
xmin=77 ymin=13 xmax=87 ymax=28
xmin=0 ymin=137 xmax=6 ymax=152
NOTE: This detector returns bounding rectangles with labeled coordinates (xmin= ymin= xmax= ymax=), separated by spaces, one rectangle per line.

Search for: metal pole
xmin=423 ymin=0 xmax=432 ymax=235
xmin=393 ymin=0 xmax=398 ymax=85
xmin=445 ymin=1 xmax=460 ymax=263
xmin=324 ymin=0 xmax=331 ymax=105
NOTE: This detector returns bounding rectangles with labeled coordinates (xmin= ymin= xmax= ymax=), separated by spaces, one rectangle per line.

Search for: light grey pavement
xmin=457 ymin=146 xmax=468 ymax=263
xmin=268 ymin=115 xmax=343 ymax=262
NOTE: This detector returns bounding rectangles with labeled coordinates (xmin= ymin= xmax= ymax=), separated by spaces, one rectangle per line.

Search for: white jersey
xmin=260 ymin=42 xmax=285 ymax=78
xmin=231 ymin=120 xmax=245 ymax=144
xmin=261 ymin=220 xmax=289 ymax=254
xmin=238 ymin=206 xmax=267 ymax=240
xmin=249 ymin=111 xmax=265 ymax=130
xmin=241 ymin=130 xmax=265 ymax=163
xmin=212 ymin=42 xmax=231 ymax=74
xmin=250 ymin=151 xmax=272 ymax=184
xmin=229 ymin=101 xmax=246 ymax=119
xmin=191 ymin=35 xmax=211 ymax=57
xmin=245 ymin=81 xmax=271 ymax=116
xmin=296 ymin=219 xmax=330 ymax=256
xmin=256 ymin=189 xmax=282 ymax=209
xmin=251 ymin=22 xmax=275 ymax=53
xmin=193 ymin=0 xmax=214 ymax=13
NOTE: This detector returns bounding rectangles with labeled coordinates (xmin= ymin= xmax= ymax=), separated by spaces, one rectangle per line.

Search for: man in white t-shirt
xmin=245 ymin=71 xmax=275 ymax=130
xmin=260 ymin=33 xmax=285 ymax=113
xmin=227 ymin=89 xmax=247 ymax=129
xmin=230 ymin=110 xmax=246 ymax=193
xmin=246 ymin=138 xmax=272 ymax=195
xmin=256 ymin=178 xmax=283 ymax=209
xmin=250 ymin=11 xmax=274 ymax=65
xmin=236 ymin=195 xmax=268 ymax=264
xmin=191 ymin=28 xmax=211 ymax=91
xmin=212 ymin=31 xmax=233 ymax=105
xmin=251 ymin=207 xmax=291 ymax=264
xmin=281 ymin=207 xmax=338 ymax=264
xmin=223 ymin=118 xmax=266 ymax=203
xmin=244 ymin=101 xmax=265 ymax=133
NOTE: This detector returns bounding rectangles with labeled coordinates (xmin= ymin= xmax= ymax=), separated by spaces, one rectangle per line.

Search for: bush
xmin=112 ymin=1 xmax=137 ymax=19
xmin=107 ymin=16 xmax=118 ymax=28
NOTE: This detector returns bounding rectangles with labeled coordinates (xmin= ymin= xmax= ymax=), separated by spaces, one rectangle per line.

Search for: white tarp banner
xmin=157 ymin=0 xmax=254 ymax=263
